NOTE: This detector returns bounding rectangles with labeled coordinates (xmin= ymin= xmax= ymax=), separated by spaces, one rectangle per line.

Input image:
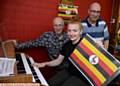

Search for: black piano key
xmin=34 ymin=75 xmax=39 ymax=78
xmin=35 ymin=79 xmax=41 ymax=83
xmin=16 ymin=54 xmax=26 ymax=74
xmin=26 ymin=58 xmax=41 ymax=83
xmin=17 ymin=70 xmax=26 ymax=73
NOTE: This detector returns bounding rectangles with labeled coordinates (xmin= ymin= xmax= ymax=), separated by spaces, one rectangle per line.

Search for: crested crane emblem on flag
xmin=58 ymin=4 xmax=78 ymax=23
xmin=69 ymin=34 xmax=120 ymax=86
xmin=89 ymin=55 xmax=99 ymax=65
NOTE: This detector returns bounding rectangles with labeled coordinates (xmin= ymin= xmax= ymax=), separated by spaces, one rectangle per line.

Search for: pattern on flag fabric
xmin=58 ymin=4 xmax=78 ymax=22
xmin=69 ymin=34 xmax=120 ymax=86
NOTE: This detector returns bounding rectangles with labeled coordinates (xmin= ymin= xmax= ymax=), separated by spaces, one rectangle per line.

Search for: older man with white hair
xmin=82 ymin=2 xmax=109 ymax=50
xmin=15 ymin=17 xmax=69 ymax=60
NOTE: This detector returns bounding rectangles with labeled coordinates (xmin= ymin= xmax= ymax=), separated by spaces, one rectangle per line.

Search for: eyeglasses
xmin=54 ymin=24 xmax=64 ymax=27
xmin=90 ymin=10 xmax=101 ymax=14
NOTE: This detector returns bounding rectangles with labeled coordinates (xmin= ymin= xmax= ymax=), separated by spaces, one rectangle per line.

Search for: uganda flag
xmin=69 ymin=34 xmax=120 ymax=86
xmin=58 ymin=4 xmax=78 ymax=21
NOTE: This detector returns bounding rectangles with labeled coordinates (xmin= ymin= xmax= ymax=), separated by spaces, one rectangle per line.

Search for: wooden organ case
xmin=0 ymin=41 xmax=49 ymax=86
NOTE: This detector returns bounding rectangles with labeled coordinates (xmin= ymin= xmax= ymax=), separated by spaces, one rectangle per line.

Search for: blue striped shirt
xmin=81 ymin=18 xmax=109 ymax=46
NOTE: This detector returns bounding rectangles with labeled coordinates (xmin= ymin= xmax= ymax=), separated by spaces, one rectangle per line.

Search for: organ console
xmin=0 ymin=41 xmax=49 ymax=86
xmin=0 ymin=40 xmax=120 ymax=85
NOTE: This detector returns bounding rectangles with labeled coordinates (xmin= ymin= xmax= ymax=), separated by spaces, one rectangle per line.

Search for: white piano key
xmin=29 ymin=57 xmax=49 ymax=86
xmin=20 ymin=53 xmax=35 ymax=82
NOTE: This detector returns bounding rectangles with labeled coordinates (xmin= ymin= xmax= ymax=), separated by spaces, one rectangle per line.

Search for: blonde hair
xmin=68 ymin=21 xmax=83 ymax=32
xmin=71 ymin=14 xmax=81 ymax=22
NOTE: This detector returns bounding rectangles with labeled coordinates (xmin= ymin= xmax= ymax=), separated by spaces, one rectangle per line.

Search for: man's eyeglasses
xmin=90 ymin=10 xmax=101 ymax=14
xmin=54 ymin=24 xmax=64 ymax=27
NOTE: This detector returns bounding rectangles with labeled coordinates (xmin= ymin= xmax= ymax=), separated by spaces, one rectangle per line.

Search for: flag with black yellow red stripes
xmin=69 ymin=34 xmax=120 ymax=86
xmin=58 ymin=4 xmax=78 ymax=22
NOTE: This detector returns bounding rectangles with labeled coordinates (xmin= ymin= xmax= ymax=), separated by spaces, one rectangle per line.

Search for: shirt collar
xmin=53 ymin=31 xmax=65 ymax=40
xmin=85 ymin=16 xmax=101 ymax=27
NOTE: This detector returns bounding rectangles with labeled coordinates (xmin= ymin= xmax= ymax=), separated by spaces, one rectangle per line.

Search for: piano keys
xmin=0 ymin=41 xmax=49 ymax=85
xmin=16 ymin=53 xmax=49 ymax=86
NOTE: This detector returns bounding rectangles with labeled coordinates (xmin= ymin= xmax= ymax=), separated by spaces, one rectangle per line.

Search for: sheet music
xmin=0 ymin=58 xmax=15 ymax=76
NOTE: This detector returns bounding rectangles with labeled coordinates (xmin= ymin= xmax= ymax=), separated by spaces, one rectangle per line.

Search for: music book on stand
xmin=0 ymin=57 xmax=15 ymax=77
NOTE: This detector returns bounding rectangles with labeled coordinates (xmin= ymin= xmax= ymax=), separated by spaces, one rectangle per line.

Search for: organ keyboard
xmin=16 ymin=53 xmax=49 ymax=86
xmin=0 ymin=53 xmax=49 ymax=86
xmin=0 ymin=40 xmax=49 ymax=85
